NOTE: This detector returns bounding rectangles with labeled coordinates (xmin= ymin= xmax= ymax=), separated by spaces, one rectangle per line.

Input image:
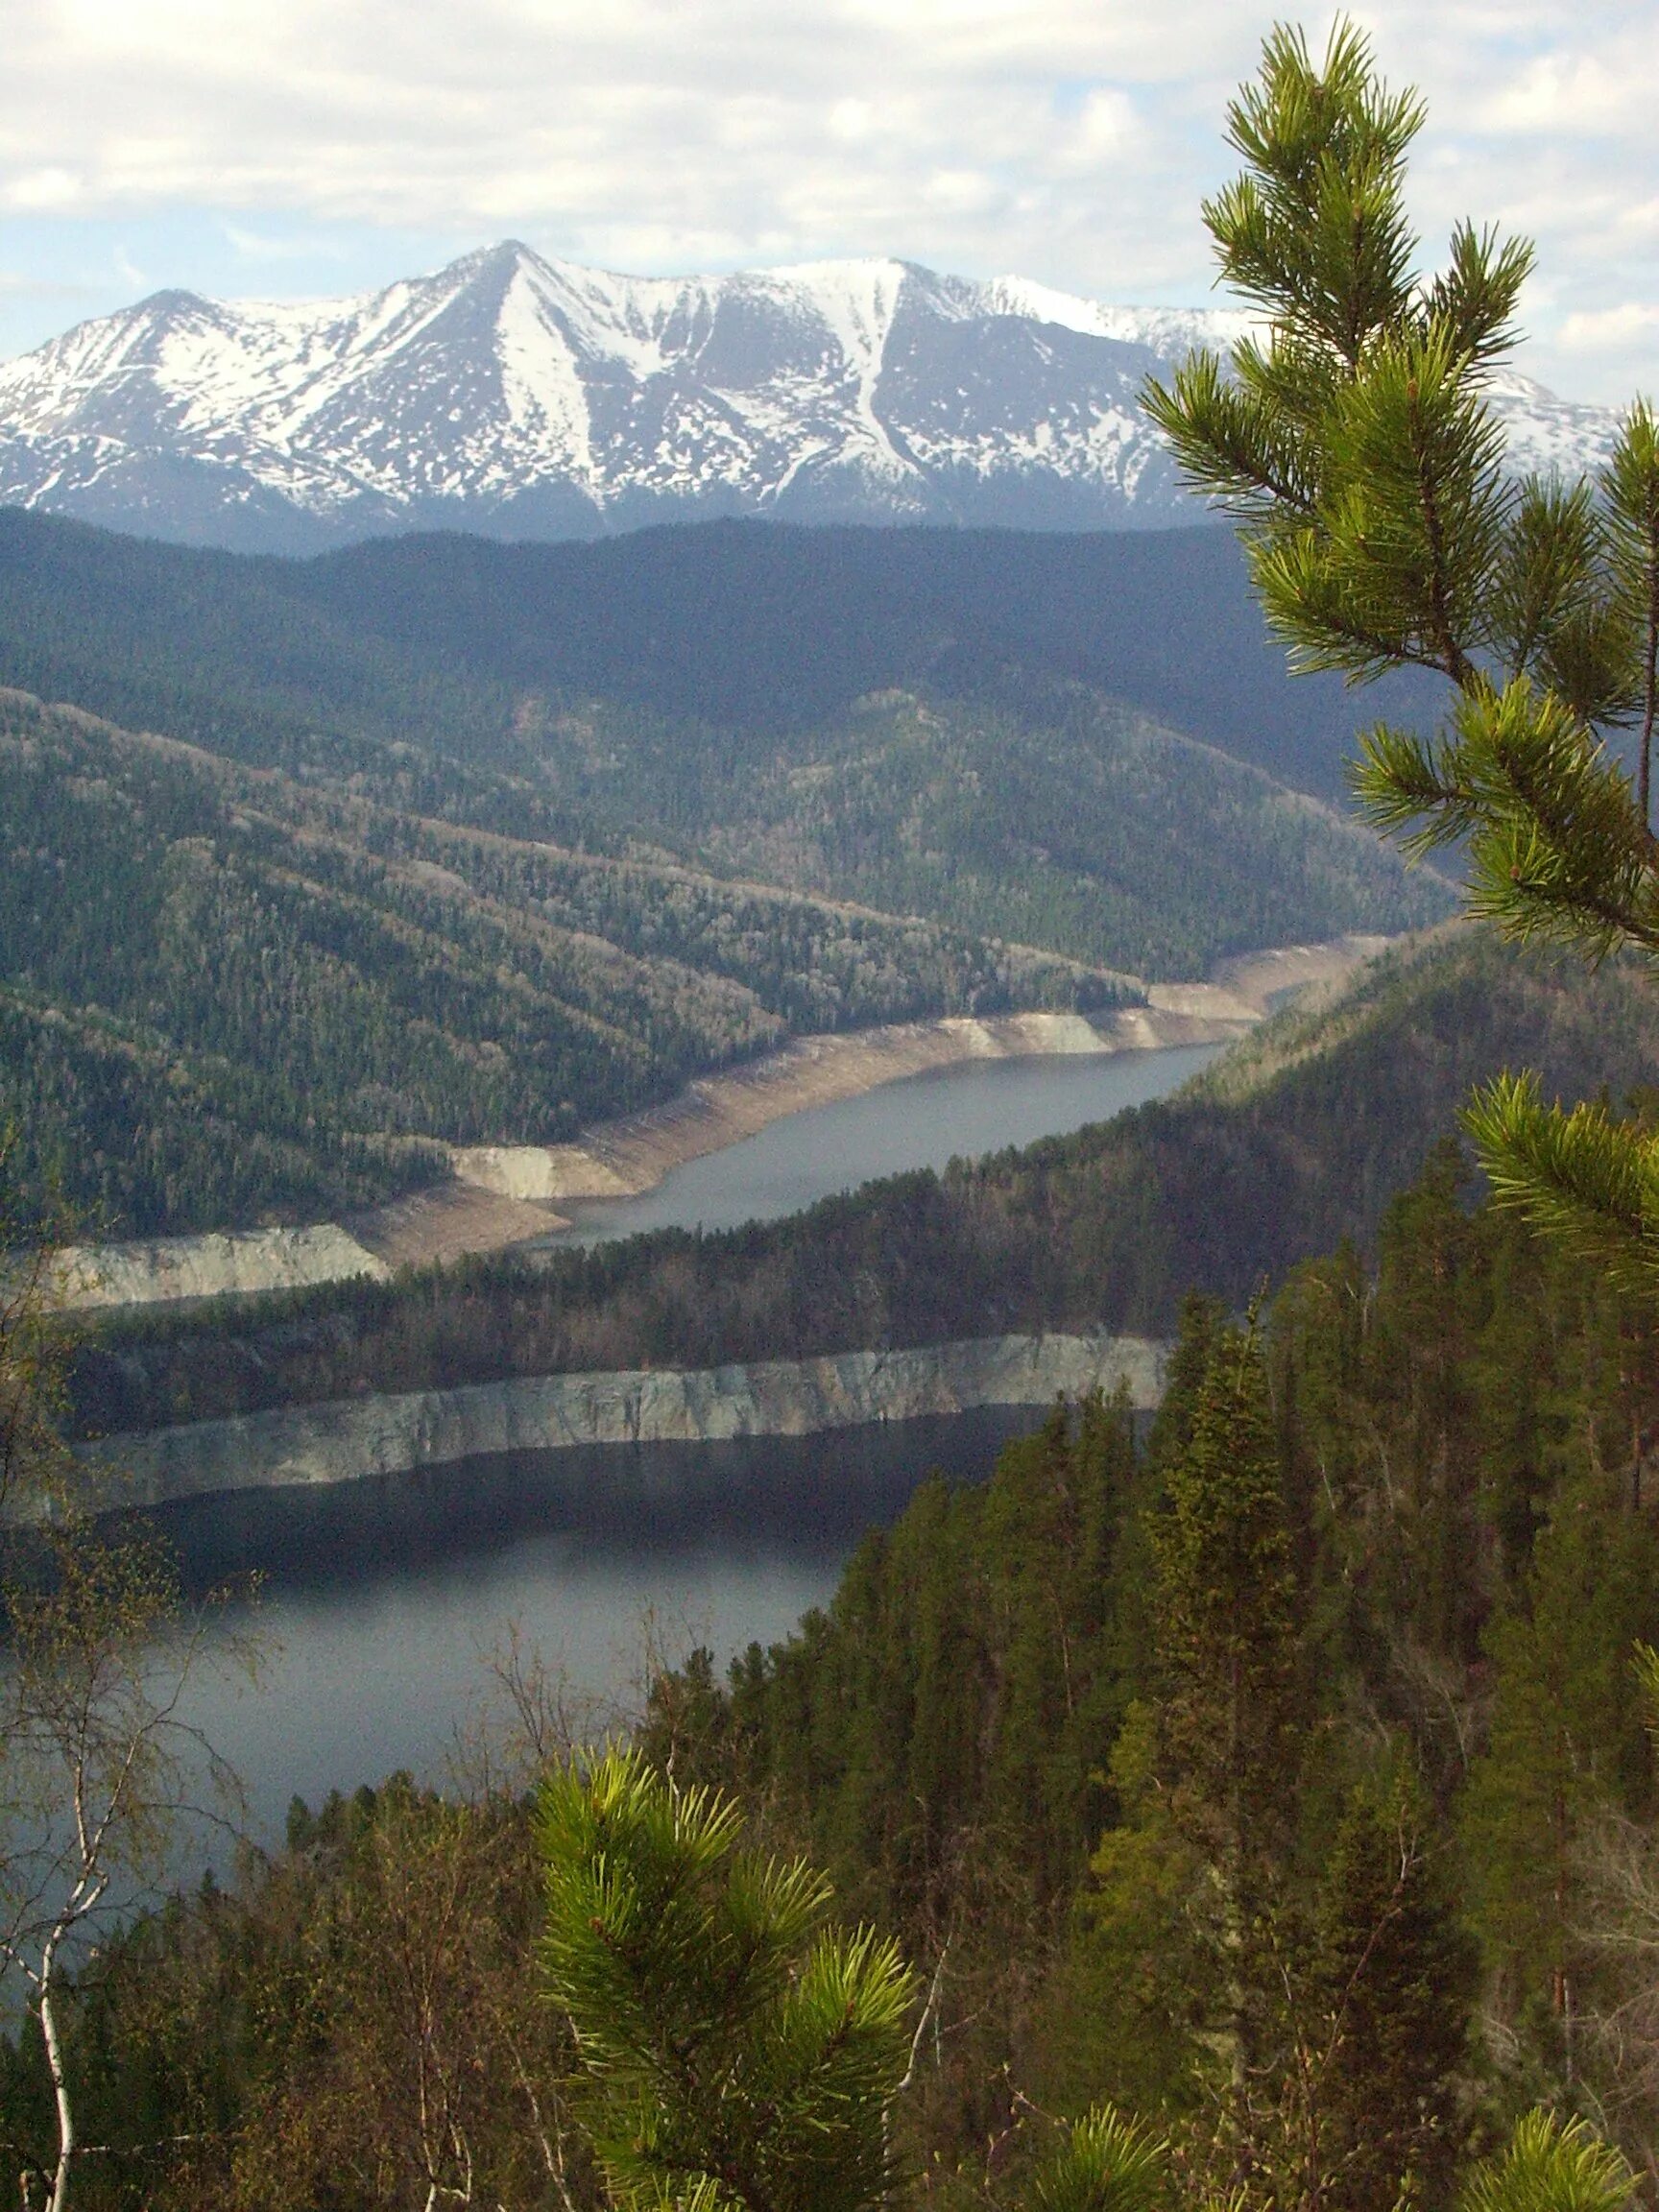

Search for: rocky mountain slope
xmin=0 ymin=245 xmax=1620 ymax=551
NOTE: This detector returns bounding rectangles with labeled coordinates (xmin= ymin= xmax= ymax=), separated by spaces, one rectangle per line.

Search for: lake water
xmin=543 ymin=1039 xmax=1225 ymax=1243
xmin=162 ymin=1409 xmax=1046 ymax=1848
xmin=157 ymin=1037 xmax=1224 ymax=1852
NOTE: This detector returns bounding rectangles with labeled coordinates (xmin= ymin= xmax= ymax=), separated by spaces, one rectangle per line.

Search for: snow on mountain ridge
xmin=0 ymin=242 xmax=1621 ymax=554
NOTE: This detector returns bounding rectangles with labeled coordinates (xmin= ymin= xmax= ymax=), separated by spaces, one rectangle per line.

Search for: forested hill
xmin=31 ymin=1013 xmax=1659 ymax=2212
xmin=73 ymin=926 xmax=1659 ymax=1435
xmin=0 ymin=509 xmax=1437 ymax=801
xmin=2 ymin=689 xmax=1110 ymax=1236
xmin=0 ymin=507 xmax=1460 ymax=1239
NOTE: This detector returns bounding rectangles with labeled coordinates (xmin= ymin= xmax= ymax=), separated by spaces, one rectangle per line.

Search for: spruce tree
xmin=1143 ymin=22 xmax=1659 ymax=1281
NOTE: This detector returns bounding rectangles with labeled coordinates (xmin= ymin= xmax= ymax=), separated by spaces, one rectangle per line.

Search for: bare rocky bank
xmin=71 ymin=1333 xmax=1165 ymax=1512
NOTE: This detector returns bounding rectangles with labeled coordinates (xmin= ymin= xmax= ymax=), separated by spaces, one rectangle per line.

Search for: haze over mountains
xmin=0 ymin=243 xmax=1622 ymax=553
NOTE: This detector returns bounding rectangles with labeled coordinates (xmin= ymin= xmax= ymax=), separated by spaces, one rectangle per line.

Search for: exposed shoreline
xmin=69 ymin=1332 xmax=1166 ymax=1512
xmin=54 ymin=932 xmax=1389 ymax=1312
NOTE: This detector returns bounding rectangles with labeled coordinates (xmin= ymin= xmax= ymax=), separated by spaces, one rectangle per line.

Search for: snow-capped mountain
xmin=0 ymin=242 xmax=1621 ymax=554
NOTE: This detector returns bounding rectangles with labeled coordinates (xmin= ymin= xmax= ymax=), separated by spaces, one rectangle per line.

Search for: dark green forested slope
xmin=0 ymin=508 xmax=1451 ymax=992
xmin=23 ymin=1161 xmax=1659 ymax=2204
xmin=0 ymin=508 xmax=1439 ymax=798
xmin=627 ymin=1172 xmax=1659 ymax=2180
xmin=523 ymin=681 xmax=1447 ymax=978
xmin=3 ymin=690 xmax=1106 ymax=1236
xmin=71 ymin=926 xmax=1659 ymax=1434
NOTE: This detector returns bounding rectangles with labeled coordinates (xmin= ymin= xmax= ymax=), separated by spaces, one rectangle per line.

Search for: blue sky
xmin=4 ymin=0 xmax=1655 ymax=404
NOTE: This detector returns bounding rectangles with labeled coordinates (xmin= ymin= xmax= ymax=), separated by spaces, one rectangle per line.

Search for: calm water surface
xmin=163 ymin=1039 xmax=1222 ymax=1852
xmin=545 ymin=1039 xmax=1225 ymax=1244
xmin=165 ymin=1411 xmax=1044 ymax=1848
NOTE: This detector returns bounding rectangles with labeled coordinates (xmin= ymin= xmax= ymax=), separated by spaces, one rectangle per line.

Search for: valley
xmin=66 ymin=922 xmax=1653 ymax=1445
xmin=8 ymin=18 xmax=1659 ymax=2204
xmin=58 ymin=935 xmax=1370 ymax=1307
xmin=0 ymin=516 xmax=1451 ymax=1250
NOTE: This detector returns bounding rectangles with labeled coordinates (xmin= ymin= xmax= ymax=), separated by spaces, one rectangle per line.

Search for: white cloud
xmin=0 ymin=0 xmax=1654 ymax=398
xmin=1560 ymin=302 xmax=1659 ymax=353
xmin=221 ymin=222 xmax=345 ymax=263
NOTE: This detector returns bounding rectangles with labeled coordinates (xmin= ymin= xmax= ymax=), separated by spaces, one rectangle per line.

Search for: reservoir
xmin=156 ymin=1037 xmax=1224 ymax=1849
xmin=163 ymin=1409 xmax=1046 ymax=1847
xmin=543 ymin=1037 xmax=1226 ymax=1243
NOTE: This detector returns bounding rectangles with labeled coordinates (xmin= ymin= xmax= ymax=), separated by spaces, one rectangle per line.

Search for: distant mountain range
xmin=0 ymin=244 xmax=1623 ymax=553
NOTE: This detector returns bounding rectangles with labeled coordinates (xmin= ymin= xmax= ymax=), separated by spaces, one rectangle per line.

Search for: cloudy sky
xmin=3 ymin=0 xmax=1655 ymax=403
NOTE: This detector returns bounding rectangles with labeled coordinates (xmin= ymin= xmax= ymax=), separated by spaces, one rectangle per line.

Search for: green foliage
xmin=1149 ymin=1321 xmax=1299 ymax=1887
xmin=1461 ymin=1073 xmax=1659 ymax=1294
xmin=0 ymin=1774 xmax=570 ymax=2210
xmin=1308 ymin=1775 xmax=1471 ymax=2212
xmin=1460 ymin=1481 xmax=1659 ymax=2049
xmin=1460 ymin=2111 xmax=1636 ymax=2212
xmin=1025 ymin=2107 xmax=1169 ymax=2212
xmin=538 ymin=1746 xmax=913 ymax=2212
xmin=1147 ymin=20 xmax=1659 ymax=1275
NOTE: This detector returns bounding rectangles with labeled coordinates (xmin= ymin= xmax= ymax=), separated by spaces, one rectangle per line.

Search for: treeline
xmin=3 ymin=692 xmax=1109 ymax=1236
xmin=14 ymin=1145 xmax=1659 ymax=2201
xmin=70 ymin=928 xmax=1659 ymax=1437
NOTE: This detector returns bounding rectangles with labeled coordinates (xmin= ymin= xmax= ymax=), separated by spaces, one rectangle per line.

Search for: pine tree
xmin=538 ymin=1746 xmax=915 ymax=2212
xmin=1143 ymin=21 xmax=1659 ymax=1280
xmin=1146 ymin=1318 xmax=1303 ymax=2097
xmin=1150 ymin=1321 xmax=1301 ymax=1922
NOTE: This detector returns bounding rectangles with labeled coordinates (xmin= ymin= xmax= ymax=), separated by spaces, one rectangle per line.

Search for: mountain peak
xmin=0 ymin=252 xmax=1618 ymax=556
xmin=132 ymin=285 xmax=216 ymax=318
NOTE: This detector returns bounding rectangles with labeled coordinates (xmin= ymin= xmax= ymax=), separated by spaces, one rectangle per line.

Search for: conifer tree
xmin=1143 ymin=21 xmax=1659 ymax=1280
xmin=1460 ymin=1483 xmax=1659 ymax=2074
xmin=1304 ymin=1775 xmax=1472 ymax=2212
xmin=537 ymin=1746 xmax=914 ymax=2212
xmin=1146 ymin=1319 xmax=1302 ymax=2080
xmin=1151 ymin=1322 xmax=1300 ymax=1915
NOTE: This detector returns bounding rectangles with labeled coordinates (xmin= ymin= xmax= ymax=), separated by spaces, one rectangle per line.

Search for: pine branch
xmin=1459 ymin=2109 xmax=1636 ymax=2212
xmin=1462 ymin=1073 xmax=1659 ymax=1290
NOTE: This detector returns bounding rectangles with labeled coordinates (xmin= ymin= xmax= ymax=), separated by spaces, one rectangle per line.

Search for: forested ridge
xmin=0 ymin=509 xmax=1439 ymax=799
xmin=70 ymin=926 xmax=1659 ymax=1436
xmin=536 ymin=680 xmax=1441 ymax=979
xmin=0 ymin=514 xmax=1451 ymax=991
xmin=0 ymin=506 xmax=1458 ymax=1239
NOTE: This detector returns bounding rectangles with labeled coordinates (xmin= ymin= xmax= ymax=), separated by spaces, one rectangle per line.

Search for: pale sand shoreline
xmin=52 ymin=932 xmax=1390 ymax=1312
